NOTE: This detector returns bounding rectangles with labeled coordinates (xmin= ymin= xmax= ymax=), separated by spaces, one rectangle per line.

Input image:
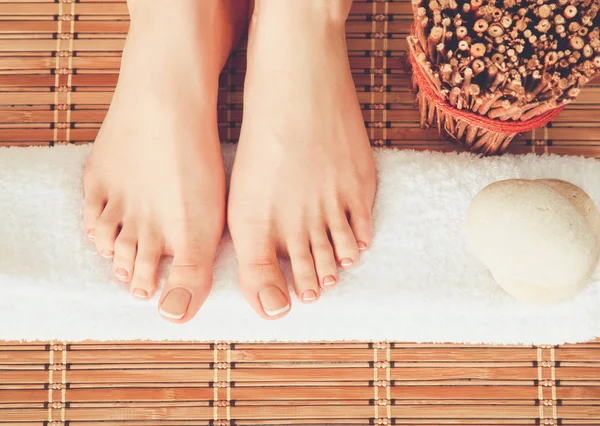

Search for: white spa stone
xmin=466 ymin=179 xmax=600 ymax=304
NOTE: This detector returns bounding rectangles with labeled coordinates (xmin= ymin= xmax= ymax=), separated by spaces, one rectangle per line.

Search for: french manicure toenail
xmin=100 ymin=250 xmax=114 ymax=259
xmin=159 ymin=288 xmax=192 ymax=320
xmin=259 ymin=286 xmax=290 ymax=317
xmin=159 ymin=308 xmax=184 ymax=320
xmin=340 ymin=258 xmax=353 ymax=268
xmin=358 ymin=242 xmax=368 ymax=251
xmin=302 ymin=289 xmax=318 ymax=301
xmin=133 ymin=288 xmax=148 ymax=299
xmin=323 ymin=276 xmax=336 ymax=286
xmin=115 ymin=268 xmax=129 ymax=280
xmin=264 ymin=304 xmax=290 ymax=317
xmin=87 ymin=230 xmax=95 ymax=241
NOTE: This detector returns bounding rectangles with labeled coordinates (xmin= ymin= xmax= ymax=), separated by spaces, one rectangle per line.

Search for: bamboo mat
xmin=1 ymin=340 xmax=600 ymax=425
xmin=1 ymin=1 xmax=600 ymax=424
xmin=1 ymin=0 xmax=600 ymax=155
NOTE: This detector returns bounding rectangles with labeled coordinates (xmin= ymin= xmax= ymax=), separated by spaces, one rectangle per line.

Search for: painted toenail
xmin=323 ymin=275 xmax=336 ymax=286
xmin=100 ymin=250 xmax=114 ymax=259
xmin=159 ymin=288 xmax=192 ymax=320
xmin=302 ymin=289 xmax=318 ymax=301
xmin=259 ymin=286 xmax=290 ymax=317
xmin=133 ymin=288 xmax=148 ymax=299
xmin=340 ymin=258 xmax=353 ymax=268
xmin=87 ymin=229 xmax=95 ymax=241
xmin=358 ymin=241 xmax=368 ymax=251
xmin=264 ymin=304 xmax=290 ymax=317
xmin=115 ymin=268 xmax=129 ymax=280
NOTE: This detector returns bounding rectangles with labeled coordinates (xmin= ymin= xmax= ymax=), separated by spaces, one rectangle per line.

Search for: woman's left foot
xmin=228 ymin=1 xmax=376 ymax=319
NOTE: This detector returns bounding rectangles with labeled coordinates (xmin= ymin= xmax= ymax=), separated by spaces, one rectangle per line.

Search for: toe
xmin=158 ymin=247 xmax=214 ymax=324
xmin=234 ymin=233 xmax=291 ymax=319
xmin=129 ymin=231 xmax=162 ymax=300
xmin=287 ymin=238 xmax=320 ymax=303
xmin=112 ymin=225 xmax=137 ymax=283
xmin=82 ymin=186 xmax=106 ymax=241
xmin=328 ymin=212 xmax=360 ymax=269
xmin=93 ymin=204 xmax=122 ymax=259
xmin=309 ymin=231 xmax=338 ymax=289
xmin=348 ymin=206 xmax=373 ymax=252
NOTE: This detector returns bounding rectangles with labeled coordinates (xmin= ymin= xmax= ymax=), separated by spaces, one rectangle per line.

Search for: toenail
xmin=100 ymin=250 xmax=114 ymax=259
xmin=358 ymin=241 xmax=368 ymax=251
xmin=133 ymin=288 xmax=148 ymax=299
xmin=259 ymin=286 xmax=290 ymax=317
xmin=159 ymin=288 xmax=192 ymax=320
xmin=115 ymin=268 xmax=129 ymax=281
xmin=340 ymin=258 xmax=353 ymax=268
xmin=302 ymin=289 xmax=318 ymax=302
xmin=87 ymin=229 xmax=95 ymax=241
xmin=323 ymin=275 xmax=336 ymax=286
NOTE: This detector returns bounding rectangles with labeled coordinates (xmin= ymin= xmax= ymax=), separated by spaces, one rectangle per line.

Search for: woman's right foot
xmin=83 ymin=0 xmax=243 ymax=323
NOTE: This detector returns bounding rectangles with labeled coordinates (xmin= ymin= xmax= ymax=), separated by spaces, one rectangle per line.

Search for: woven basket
xmin=407 ymin=34 xmax=567 ymax=155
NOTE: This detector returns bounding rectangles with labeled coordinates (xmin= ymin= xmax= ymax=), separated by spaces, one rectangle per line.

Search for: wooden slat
xmin=1 ymin=0 xmax=599 ymax=152
xmin=0 ymin=342 xmax=597 ymax=423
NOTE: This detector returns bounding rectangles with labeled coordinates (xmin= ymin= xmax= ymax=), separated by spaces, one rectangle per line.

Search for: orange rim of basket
xmin=408 ymin=26 xmax=567 ymax=135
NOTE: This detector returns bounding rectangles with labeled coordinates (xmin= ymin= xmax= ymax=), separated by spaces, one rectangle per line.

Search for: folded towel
xmin=1 ymin=144 xmax=599 ymax=344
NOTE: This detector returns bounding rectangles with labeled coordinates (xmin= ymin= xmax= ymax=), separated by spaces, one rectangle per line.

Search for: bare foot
xmin=228 ymin=0 xmax=376 ymax=319
xmin=83 ymin=0 xmax=245 ymax=323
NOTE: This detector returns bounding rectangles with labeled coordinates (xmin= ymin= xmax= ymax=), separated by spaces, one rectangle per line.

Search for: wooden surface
xmin=1 ymin=1 xmax=599 ymax=424
xmin=1 ymin=340 xmax=600 ymax=425
xmin=1 ymin=0 xmax=600 ymax=155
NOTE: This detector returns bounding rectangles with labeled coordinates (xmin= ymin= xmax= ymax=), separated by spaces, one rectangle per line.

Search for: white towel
xmin=0 ymin=144 xmax=599 ymax=344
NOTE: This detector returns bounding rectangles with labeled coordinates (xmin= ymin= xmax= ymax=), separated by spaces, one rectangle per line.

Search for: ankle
xmin=128 ymin=0 xmax=203 ymax=24
xmin=125 ymin=0 xmax=238 ymax=74
xmin=252 ymin=0 xmax=351 ymax=30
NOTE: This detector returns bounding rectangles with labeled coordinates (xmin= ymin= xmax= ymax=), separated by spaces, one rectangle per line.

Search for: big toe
xmin=158 ymin=249 xmax=214 ymax=324
xmin=235 ymin=236 xmax=291 ymax=319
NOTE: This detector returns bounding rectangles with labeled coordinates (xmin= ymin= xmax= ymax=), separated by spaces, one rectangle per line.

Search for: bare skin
xmin=83 ymin=0 xmax=247 ymax=323
xmin=228 ymin=0 xmax=376 ymax=318
xmin=85 ymin=0 xmax=375 ymax=322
